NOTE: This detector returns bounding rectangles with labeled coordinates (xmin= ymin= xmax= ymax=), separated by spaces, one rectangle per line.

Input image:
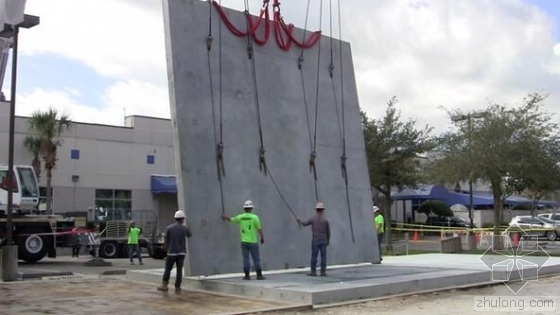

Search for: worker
xmin=373 ymin=206 xmax=385 ymax=264
xmin=127 ymin=221 xmax=143 ymax=265
xmin=297 ymin=202 xmax=330 ymax=276
xmin=158 ymin=210 xmax=192 ymax=293
xmin=70 ymin=227 xmax=82 ymax=258
xmin=222 ymin=200 xmax=265 ymax=280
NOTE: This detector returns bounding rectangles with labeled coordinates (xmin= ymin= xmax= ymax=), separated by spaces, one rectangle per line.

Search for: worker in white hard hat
xmin=372 ymin=206 xmax=384 ymax=264
xmin=222 ymin=200 xmax=265 ymax=280
xmin=297 ymin=202 xmax=330 ymax=276
xmin=158 ymin=210 xmax=192 ymax=293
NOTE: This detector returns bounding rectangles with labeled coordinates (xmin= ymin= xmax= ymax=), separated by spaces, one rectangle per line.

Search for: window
xmin=95 ymin=189 xmax=132 ymax=221
xmin=71 ymin=149 xmax=80 ymax=160
xmin=17 ymin=167 xmax=38 ymax=198
xmin=0 ymin=170 xmax=18 ymax=192
xmin=147 ymin=155 xmax=155 ymax=165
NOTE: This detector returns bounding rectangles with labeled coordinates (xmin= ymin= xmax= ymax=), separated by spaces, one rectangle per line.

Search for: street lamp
xmin=0 ymin=13 xmax=40 ymax=282
xmin=451 ymin=111 xmax=486 ymax=249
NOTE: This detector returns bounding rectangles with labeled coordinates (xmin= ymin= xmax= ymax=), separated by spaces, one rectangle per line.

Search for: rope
xmin=265 ymin=164 xmax=300 ymax=228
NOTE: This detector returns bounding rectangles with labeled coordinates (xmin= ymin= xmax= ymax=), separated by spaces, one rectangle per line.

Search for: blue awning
xmin=150 ymin=175 xmax=177 ymax=194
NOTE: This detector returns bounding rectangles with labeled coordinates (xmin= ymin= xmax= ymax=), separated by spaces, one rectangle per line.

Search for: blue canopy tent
xmin=150 ymin=175 xmax=177 ymax=194
xmin=443 ymin=191 xmax=494 ymax=207
xmin=392 ymin=185 xmax=449 ymax=201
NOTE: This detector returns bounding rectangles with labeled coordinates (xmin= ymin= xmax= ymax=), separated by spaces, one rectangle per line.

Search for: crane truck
xmin=0 ymin=164 xmax=76 ymax=262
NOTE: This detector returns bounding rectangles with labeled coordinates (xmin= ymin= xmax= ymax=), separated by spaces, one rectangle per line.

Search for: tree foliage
xmin=428 ymin=93 xmax=560 ymax=239
xmin=23 ymin=136 xmax=42 ymax=180
xmin=363 ymin=96 xmax=434 ymax=248
xmin=27 ymin=108 xmax=71 ymax=214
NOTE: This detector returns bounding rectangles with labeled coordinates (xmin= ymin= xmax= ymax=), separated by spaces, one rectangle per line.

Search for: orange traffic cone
xmin=413 ymin=230 xmax=419 ymax=242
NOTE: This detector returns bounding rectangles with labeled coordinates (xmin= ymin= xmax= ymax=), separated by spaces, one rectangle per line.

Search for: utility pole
xmin=451 ymin=111 xmax=486 ymax=250
xmin=0 ymin=13 xmax=40 ymax=282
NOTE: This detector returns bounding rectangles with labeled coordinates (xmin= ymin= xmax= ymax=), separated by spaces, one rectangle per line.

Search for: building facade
xmin=0 ymin=102 xmax=178 ymax=231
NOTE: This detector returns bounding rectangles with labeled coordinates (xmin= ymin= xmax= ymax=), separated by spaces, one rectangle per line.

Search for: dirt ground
xmin=268 ymin=275 xmax=560 ymax=315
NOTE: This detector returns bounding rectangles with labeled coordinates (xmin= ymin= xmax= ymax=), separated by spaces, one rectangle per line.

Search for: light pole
xmin=451 ymin=111 xmax=486 ymax=249
xmin=0 ymin=14 xmax=40 ymax=282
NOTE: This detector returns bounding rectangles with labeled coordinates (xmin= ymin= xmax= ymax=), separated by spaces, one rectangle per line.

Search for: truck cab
xmin=0 ymin=164 xmax=40 ymax=214
xmin=0 ymin=165 xmax=75 ymax=262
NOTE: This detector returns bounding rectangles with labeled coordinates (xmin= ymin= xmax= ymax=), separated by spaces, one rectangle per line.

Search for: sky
xmin=5 ymin=0 xmax=560 ymax=134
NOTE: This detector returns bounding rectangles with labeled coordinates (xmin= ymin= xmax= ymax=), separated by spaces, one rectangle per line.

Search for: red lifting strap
xmin=212 ymin=0 xmax=320 ymax=51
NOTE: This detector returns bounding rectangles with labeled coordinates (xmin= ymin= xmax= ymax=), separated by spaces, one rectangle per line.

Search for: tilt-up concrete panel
xmin=163 ymin=0 xmax=377 ymax=276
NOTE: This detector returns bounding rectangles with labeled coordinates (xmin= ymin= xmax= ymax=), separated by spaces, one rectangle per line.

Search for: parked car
xmin=538 ymin=213 xmax=560 ymax=222
xmin=508 ymin=216 xmax=560 ymax=241
xmin=426 ymin=215 xmax=474 ymax=228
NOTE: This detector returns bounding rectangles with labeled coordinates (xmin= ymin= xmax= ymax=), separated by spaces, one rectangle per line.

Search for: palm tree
xmin=23 ymin=136 xmax=42 ymax=180
xmin=28 ymin=108 xmax=72 ymax=214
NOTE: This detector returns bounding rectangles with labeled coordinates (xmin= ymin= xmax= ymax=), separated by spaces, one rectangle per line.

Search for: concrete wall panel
xmin=163 ymin=0 xmax=378 ymax=275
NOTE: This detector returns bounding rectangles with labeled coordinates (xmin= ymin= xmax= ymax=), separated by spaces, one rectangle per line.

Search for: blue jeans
xmin=241 ymin=242 xmax=261 ymax=272
xmin=311 ymin=241 xmax=327 ymax=273
xmin=128 ymin=244 xmax=142 ymax=263
xmin=163 ymin=254 xmax=185 ymax=289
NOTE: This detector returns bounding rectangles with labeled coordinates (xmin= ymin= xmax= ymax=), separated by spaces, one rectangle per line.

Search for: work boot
xmin=175 ymin=287 xmax=182 ymax=294
xmin=256 ymin=269 xmax=266 ymax=280
xmin=243 ymin=270 xmax=250 ymax=280
xmin=157 ymin=282 xmax=169 ymax=292
xmin=307 ymin=271 xmax=317 ymax=277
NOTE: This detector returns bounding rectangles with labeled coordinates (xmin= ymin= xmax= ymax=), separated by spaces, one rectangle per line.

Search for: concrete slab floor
xmin=0 ymin=278 xmax=299 ymax=315
xmin=127 ymin=254 xmax=560 ymax=305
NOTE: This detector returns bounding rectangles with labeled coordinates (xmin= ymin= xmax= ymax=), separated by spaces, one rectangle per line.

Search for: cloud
xmin=18 ymin=0 xmax=560 ymax=133
xmin=24 ymin=0 xmax=167 ymax=86
xmin=17 ymin=80 xmax=169 ymax=126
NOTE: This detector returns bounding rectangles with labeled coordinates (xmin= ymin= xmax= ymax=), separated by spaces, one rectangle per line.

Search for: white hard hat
xmin=243 ymin=200 xmax=254 ymax=208
xmin=174 ymin=210 xmax=186 ymax=219
xmin=315 ymin=202 xmax=325 ymax=210
xmin=373 ymin=206 xmax=380 ymax=213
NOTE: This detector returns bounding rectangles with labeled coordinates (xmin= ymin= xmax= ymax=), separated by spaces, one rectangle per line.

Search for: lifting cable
xmin=207 ymin=0 xmax=226 ymax=215
xmin=297 ymin=0 xmax=314 ymax=178
xmin=330 ymin=0 xmax=355 ymax=243
xmin=309 ymin=0 xmax=324 ymax=201
xmin=243 ymin=0 xmax=267 ymax=175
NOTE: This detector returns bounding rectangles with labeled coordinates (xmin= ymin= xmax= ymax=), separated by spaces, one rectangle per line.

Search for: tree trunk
xmin=46 ymin=166 xmax=53 ymax=214
xmin=383 ymin=192 xmax=393 ymax=251
xmin=491 ymin=180 xmax=503 ymax=250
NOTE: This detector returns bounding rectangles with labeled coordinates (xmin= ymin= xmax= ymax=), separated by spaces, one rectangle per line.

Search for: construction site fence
xmin=389 ymin=222 xmax=554 ymax=234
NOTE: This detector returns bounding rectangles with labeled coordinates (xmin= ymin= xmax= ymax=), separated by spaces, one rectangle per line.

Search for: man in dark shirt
xmin=157 ymin=210 xmax=192 ymax=293
xmin=297 ymin=202 xmax=330 ymax=276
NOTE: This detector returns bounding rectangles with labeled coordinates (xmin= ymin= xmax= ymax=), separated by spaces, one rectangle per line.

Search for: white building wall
xmin=0 ymin=102 xmax=175 ymax=215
